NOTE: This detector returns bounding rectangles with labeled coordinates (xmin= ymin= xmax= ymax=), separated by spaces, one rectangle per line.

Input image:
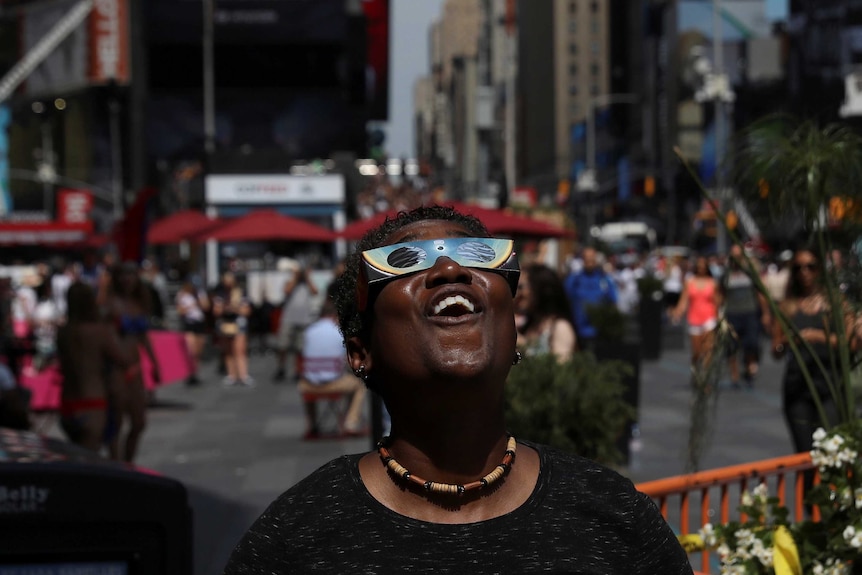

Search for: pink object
xmin=139 ymin=330 xmax=194 ymax=390
xmin=13 ymin=320 xmax=30 ymax=339
xmin=18 ymin=357 xmax=63 ymax=411
xmin=18 ymin=330 xmax=193 ymax=410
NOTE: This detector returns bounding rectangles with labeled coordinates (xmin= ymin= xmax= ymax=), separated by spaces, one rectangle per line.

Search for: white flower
xmin=740 ymin=491 xmax=753 ymax=507
xmin=813 ymin=562 xmax=825 ymax=575
xmin=855 ymin=488 xmax=862 ymax=510
xmin=843 ymin=525 xmax=856 ymax=542
xmin=753 ymin=482 xmax=769 ymax=501
xmin=813 ymin=427 xmax=828 ymax=442
xmin=850 ymin=532 xmax=862 ymax=549
xmin=716 ymin=543 xmax=731 ymax=560
xmin=699 ymin=523 xmax=717 ymax=547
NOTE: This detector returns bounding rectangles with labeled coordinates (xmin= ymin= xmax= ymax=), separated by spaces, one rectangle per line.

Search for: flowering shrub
xmin=689 ymin=422 xmax=862 ymax=574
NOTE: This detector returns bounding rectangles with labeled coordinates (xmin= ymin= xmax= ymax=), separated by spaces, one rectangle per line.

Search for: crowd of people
xmin=0 ymin=209 xmax=857 ymax=482
xmin=0 ymin=253 xmax=166 ymax=462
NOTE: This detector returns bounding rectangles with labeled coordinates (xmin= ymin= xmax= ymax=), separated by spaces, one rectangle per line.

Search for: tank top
xmin=788 ymin=306 xmax=832 ymax=368
xmin=687 ymin=279 xmax=718 ymax=327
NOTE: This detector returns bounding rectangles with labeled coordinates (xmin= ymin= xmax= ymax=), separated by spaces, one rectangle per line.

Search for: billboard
xmin=20 ymin=0 xmax=130 ymax=95
xmin=363 ymin=0 xmax=390 ymax=120
xmin=146 ymin=0 xmax=348 ymax=44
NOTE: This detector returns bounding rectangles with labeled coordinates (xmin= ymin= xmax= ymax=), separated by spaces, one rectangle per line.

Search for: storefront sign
xmin=57 ymin=189 xmax=93 ymax=224
xmin=205 ymin=174 xmax=345 ymax=205
xmin=0 ymin=221 xmax=92 ymax=245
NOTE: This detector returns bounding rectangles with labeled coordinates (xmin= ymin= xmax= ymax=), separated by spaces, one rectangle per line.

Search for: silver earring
xmin=354 ymin=365 xmax=368 ymax=380
xmin=512 ymin=350 xmax=522 ymax=365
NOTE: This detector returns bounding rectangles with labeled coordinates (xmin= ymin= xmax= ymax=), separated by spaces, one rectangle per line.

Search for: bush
xmin=504 ymin=353 xmax=635 ymax=465
xmin=586 ymin=302 xmax=628 ymax=343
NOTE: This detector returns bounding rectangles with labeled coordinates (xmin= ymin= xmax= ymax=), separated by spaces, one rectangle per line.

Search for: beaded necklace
xmin=377 ymin=435 xmax=517 ymax=496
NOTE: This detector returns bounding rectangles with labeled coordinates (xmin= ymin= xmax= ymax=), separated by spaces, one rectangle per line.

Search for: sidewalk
xmin=108 ymin=338 xmax=793 ymax=575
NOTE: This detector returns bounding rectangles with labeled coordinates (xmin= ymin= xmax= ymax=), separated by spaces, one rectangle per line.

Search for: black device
xmin=0 ymin=429 xmax=192 ymax=575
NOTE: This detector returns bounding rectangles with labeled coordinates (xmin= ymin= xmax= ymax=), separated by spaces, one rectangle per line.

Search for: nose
xmin=424 ymin=256 xmax=473 ymax=289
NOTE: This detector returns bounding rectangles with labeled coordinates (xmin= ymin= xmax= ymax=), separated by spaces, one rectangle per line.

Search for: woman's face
xmin=695 ymin=257 xmax=709 ymax=276
xmin=792 ymin=250 xmax=819 ymax=292
xmin=361 ymin=219 xmax=518 ymax=390
xmin=514 ymin=271 xmax=532 ymax=314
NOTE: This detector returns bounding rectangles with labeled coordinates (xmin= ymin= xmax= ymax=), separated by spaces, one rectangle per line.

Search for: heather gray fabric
xmin=224 ymin=442 xmax=693 ymax=574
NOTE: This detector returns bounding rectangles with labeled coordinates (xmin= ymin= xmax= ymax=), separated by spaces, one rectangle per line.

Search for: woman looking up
xmin=224 ymin=206 xmax=692 ymax=574
xmin=515 ymin=263 xmax=577 ymax=361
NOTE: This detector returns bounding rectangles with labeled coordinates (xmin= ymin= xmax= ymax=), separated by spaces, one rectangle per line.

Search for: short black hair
xmin=332 ymin=205 xmax=489 ymax=342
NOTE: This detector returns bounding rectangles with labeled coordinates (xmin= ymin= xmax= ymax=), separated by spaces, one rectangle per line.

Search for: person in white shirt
xmin=176 ymin=279 xmax=210 ymax=386
xmin=298 ymin=286 xmax=366 ymax=438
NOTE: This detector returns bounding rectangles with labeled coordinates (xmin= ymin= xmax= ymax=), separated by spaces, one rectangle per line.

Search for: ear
xmin=346 ymin=336 xmax=372 ymax=374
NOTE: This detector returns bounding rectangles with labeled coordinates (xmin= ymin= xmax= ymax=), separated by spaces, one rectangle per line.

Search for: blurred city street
xmin=39 ymin=330 xmax=792 ymax=575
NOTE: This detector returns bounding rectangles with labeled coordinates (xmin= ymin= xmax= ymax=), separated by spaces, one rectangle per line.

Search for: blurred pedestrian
xmin=273 ymin=266 xmax=318 ymax=382
xmin=213 ymin=272 xmax=253 ymax=387
xmin=772 ymin=247 xmax=850 ymax=454
xmin=105 ymin=262 xmax=161 ymax=462
xmin=662 ymin=255 xmax=686 ymax=312
xmin=31 ymin=279 xmax=61 ymax=371
xmin=515 ymin=263 xmax=577 ymax=361
xmin=297 ymin=285 xmax=366 ymax=438
xmin=11 ymin=270 xmax=38 ymax=339
xmin=176 ymin=279 xmax=209 ymax=386
xmin=57 ymin=282 xmax=133 ymax=453
xmin=721 ymin=245 xmax=769 ymax=388
xmin=671 ymin=256 xmax=720 ymax=370
xmin=563 ymin=247 xmax=617 ymax=351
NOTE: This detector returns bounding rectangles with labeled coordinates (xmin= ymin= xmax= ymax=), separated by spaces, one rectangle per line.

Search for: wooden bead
xmin=377 ymin=435 xmax=517 ymax=496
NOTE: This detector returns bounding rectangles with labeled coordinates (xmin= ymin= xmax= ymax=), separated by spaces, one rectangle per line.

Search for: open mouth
xmin=431 ymin=294 xmax=476 ymax=317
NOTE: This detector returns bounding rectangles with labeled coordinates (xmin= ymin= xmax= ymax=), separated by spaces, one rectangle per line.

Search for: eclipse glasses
xmin=357 ymin=237 xmax=520 ymax=311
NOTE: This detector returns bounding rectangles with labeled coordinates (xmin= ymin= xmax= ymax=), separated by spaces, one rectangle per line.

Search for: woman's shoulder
xmin=264 ymin=454 xmax=366 ymax=515
xmin=528 ymin=441 xmax=635 ymax=492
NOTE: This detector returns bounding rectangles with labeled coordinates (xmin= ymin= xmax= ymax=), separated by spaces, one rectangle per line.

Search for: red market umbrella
xmin=337 ymin=211 xmax=394 ymax=241
xmin=147 ymin=210 xmax=225 ymax=244
xmin=338 ymin=204 xmax=573 ymax=241
xmin=194 ymin=209 xmax=335 ymax=242
xmin=444 ymin=202 xmax=574 ymax=239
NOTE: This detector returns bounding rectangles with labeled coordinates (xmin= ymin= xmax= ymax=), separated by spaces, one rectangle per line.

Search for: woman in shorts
xmin=671 ymin=256 xmax=720 ymax=370
xmin=176 ymin=279 xmax=209 ymax=386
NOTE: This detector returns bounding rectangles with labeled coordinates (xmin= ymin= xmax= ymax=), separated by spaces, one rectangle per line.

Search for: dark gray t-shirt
xmin=224 ymin=442 xmax=693 ymax=574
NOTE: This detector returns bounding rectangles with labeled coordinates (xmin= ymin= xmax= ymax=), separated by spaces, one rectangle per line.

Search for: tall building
xmin=0 ymin=0 xmax=387 ymax=254
xmin=788 ymin=0 xmax=862 ymax=121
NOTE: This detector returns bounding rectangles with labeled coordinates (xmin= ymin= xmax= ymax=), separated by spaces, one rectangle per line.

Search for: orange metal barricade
xmin=636 ymin=453 xmax=819 ymax=574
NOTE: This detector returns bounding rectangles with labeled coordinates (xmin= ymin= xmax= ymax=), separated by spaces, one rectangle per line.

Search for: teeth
xmin=432 ymin=295 xmax=476 ymax=315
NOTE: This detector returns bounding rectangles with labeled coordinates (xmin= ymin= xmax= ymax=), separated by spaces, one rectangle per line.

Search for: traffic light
xmin=644 ymin=176 xmax=655 ymax=197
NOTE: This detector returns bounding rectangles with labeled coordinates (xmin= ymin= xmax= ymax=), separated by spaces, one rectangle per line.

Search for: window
xmin=591 ymin=41 xmax=600 ymax=55
xmin=591 ymin=62 xmax=599 ymax=76
xmin=590 ymin=84 xmax=600 ymax=96
xmin=570 ymin=43 xmax=578 ymax=56
xmin=569 ymin=20 xmax=578 ymax=33
xmin=569 ymin=84 xmax=579 ymax=95
xmin=570 ymin=64 xmax=579 ymax=76
xmin=570 ymin=1 xmax=577 ymax=13
xmin=590 ymin=1 xmax=598 ymax=13
xmin=570 ymin=102 xmax=581 ymax=116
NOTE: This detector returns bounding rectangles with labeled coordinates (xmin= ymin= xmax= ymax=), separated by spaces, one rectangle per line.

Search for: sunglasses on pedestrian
xmin=357 ymin=237 xmax=520 ymax=312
